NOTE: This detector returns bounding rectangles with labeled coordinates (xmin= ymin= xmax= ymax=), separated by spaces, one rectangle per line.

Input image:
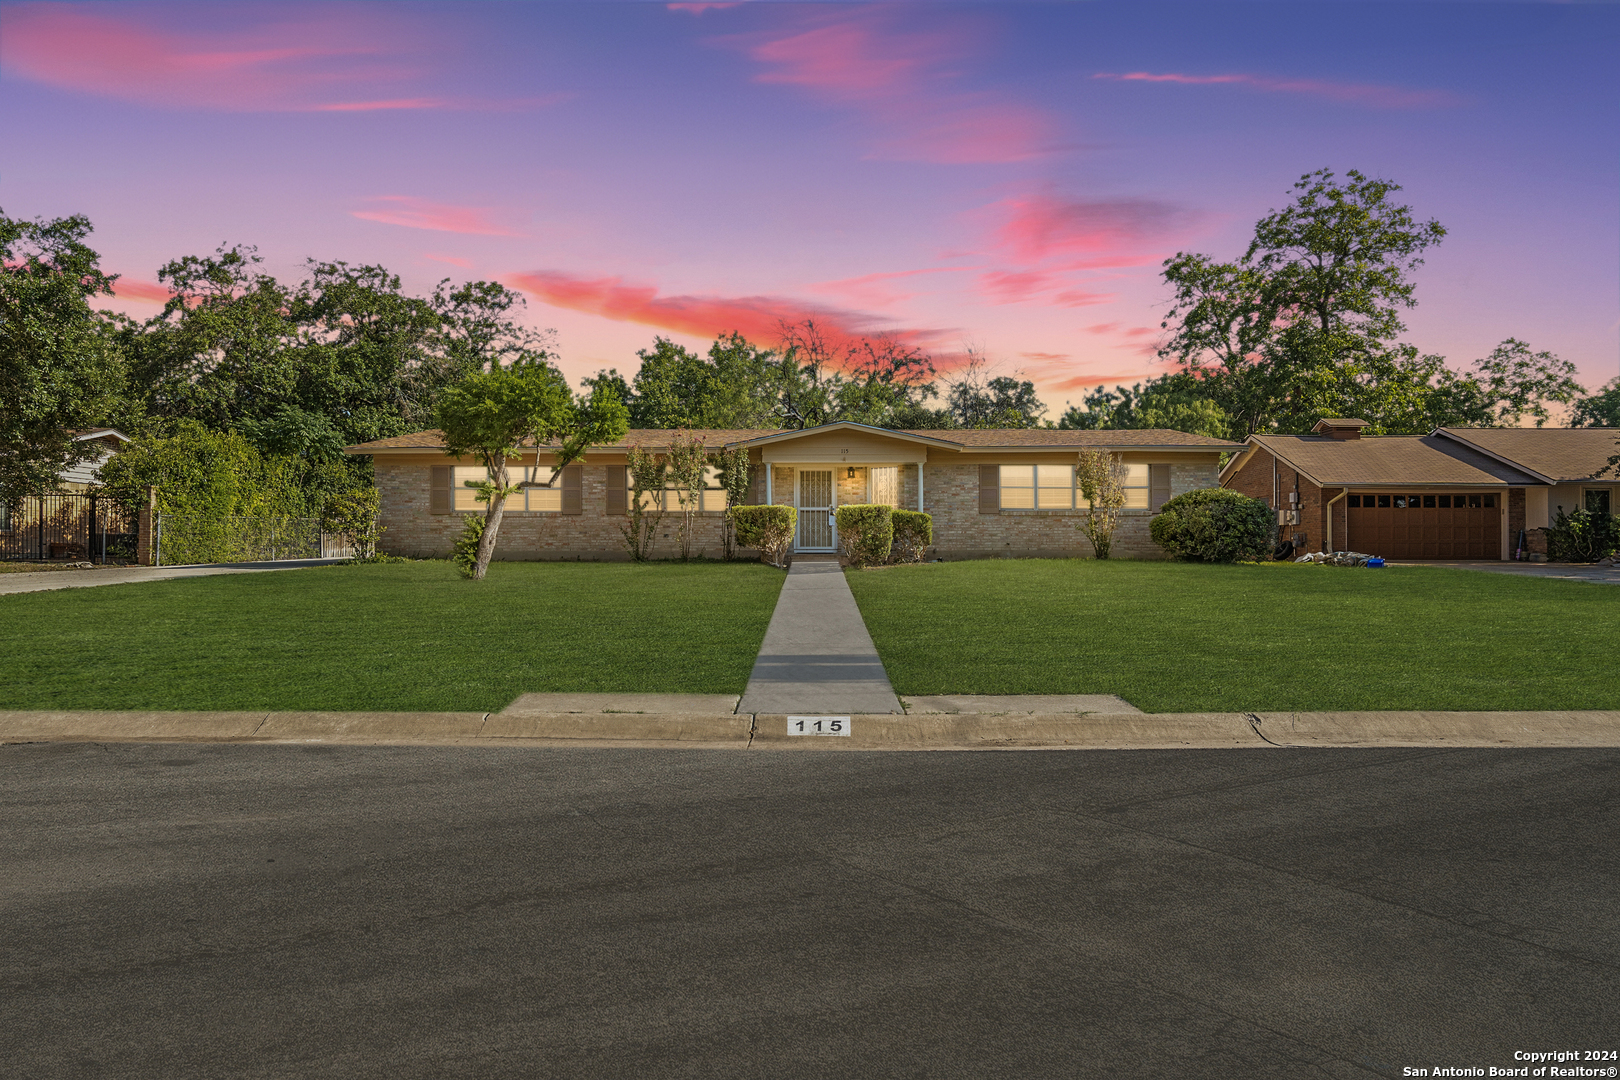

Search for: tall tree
xmin=1159 ymin=169 xmax=1447 ymax=435
xmin=0 ymin=211 xmax=130 ymax=504
xmin=943 ymin=353 xmax=1044 ymax=428
xmin=435 ymin=360 xmax=628 ymax=580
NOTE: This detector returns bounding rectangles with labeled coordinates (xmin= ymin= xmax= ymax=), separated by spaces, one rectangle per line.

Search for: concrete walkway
xmin=737 ymin=556 xmax=903 ymax=715
xmin=0 ymin=559 xmax=348 ymax=596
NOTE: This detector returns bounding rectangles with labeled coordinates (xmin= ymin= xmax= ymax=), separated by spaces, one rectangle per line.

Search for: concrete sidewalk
xmin=0 ymin=559 xmax=347 ymax=596
xmin=4 ymin=708 xmax=1617 ymax=750
xmin=736 ymin=556 xmax=903 ymax=715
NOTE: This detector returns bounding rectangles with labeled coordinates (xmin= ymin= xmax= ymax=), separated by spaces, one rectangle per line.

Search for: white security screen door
xmin=796 ymin=470 xmax=835 ymax=551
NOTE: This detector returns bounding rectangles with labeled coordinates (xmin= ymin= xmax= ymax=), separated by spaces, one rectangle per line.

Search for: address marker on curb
xmin=788 ymin=717 xmax=851 ymax=736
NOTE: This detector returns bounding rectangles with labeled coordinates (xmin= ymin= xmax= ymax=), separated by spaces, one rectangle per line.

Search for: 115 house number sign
xmin=788 ymin=717 xmax=851 ymax=736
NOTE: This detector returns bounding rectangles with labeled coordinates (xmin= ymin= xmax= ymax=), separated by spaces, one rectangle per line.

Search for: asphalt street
xmin=2 ymin=743 xmax=1616 ymax=1079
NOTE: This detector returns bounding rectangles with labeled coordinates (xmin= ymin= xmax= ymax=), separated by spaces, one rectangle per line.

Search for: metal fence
xmin=0 ymin=493 xmax=138 ymax=562
xmin=152 ymin=513 xmax=355 ymax=566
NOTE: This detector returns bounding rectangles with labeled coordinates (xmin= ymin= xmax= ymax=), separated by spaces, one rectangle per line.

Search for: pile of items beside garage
xmin=1294 ymin=550 xmax=1384 ymax=567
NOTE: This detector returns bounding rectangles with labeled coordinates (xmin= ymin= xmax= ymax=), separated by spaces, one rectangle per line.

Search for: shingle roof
xmin=1250 ymin=434 xmax=1542 ymax=486
xmin=1436 ymin=427 xmax=1620 ymax=482
xmin=348 ymin=425 xmax=1243 ymax=455
xmin=912 ymin=428 xmax=1242 ymax=449
xmin=347 ymin=428 xmax=785 ymax=452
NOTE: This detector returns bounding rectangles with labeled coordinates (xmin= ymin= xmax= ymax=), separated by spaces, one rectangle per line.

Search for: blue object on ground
xmin=1366 ymin=557 xmax=1385 ymax=568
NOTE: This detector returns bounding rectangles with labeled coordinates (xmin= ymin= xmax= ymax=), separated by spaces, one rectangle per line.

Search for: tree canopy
xmin=0 ymin=211 xmax=130 ymax=504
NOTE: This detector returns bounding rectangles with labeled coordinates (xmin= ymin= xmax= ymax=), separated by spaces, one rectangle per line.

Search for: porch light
xmin=847 ymin=466 xmax=856 ymax=479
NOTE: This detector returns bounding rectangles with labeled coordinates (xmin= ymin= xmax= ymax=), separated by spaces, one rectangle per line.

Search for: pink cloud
xmin=807 ymin=267 xmax=965 ymax=308
xmin=721 ymin=10 xmax=1058 ymax=163
xmin=1047 ymin=370 xmax=1162 ymax=393
xmin=352 ymin=197 xmax=520 ymax=237
xmin=668 ymin=2 xmax=742 ymax=13
xmin=1093 ymin=71 xmax=1461 ymax=109
xmin=508 ymin=270 xmax=947 ymax=356
xmin=994 ymin=194 xmax=1200 ymax=265
xmin=423 ymin=253 xmax=474 ymax=269
xmin=110 ymin=278 xmax=172 ymax=304
xmin=0 ymin=4 xmax=559 ymax=113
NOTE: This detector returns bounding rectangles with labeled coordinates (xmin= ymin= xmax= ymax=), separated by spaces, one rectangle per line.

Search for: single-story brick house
xmin=345 ymin=422 xmax=1243 ymax=561
xmin=1221 ymin=418 xmax=1619 ymax=560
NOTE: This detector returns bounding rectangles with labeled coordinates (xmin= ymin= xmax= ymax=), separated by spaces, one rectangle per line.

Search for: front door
xmin=796 ymin=470 xmax=836 ymax=551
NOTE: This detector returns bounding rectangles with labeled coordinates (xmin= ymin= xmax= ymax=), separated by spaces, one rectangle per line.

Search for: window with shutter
xmin=606 ymin=465 xmax=627 ymax=516
xmin=978 ymin=464 xmax=1000 ymax=514
xmin=429 ymin=466 xmax=452 ymax=514
xmin=1149 ymin=464 xmax=1172 ymax=511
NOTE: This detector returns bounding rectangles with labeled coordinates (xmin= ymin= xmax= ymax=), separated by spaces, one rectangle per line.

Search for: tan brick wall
xmin=376 ymin=461 xmax=732 ymax=561
xmin=1226 ymin=448 xmax=1327 ymax=551
xmin=921 ymin=461 xmax=1221 ymax=560
xmin=378 ymin=457 xmax=1222 ymax=562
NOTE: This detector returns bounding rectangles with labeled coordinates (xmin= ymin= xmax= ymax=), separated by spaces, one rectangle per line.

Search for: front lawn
xmin=845 ymin=560 xmax=1620 ymax=713
xmin=0 ymin=561 xmax=785 ymax=712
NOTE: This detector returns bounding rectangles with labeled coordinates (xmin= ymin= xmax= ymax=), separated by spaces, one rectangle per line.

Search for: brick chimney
xmin=1312 ymin=418 xmax=1369 ymax=441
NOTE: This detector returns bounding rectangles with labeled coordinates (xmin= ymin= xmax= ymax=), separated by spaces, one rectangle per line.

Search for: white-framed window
xmin=999 ymin=465 xmax=1077 ymax=510
xmin=636 ymin=465 xmax=727 ymax=512
xmin=1122 ymin=463 xmax=1150 ymax=509
xmin=453 ymin=466 xmax=563 ymax=512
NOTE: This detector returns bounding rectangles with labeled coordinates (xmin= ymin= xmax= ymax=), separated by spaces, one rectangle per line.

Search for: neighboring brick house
xmin=345 ymin=422 xmax=1240 ymax=561
xmin=1221 ymin=418 xmax=1620 ymax=560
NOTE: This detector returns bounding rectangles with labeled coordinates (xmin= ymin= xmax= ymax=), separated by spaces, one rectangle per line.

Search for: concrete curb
xmin=4 ymin=709 xmax=1618 ymax=750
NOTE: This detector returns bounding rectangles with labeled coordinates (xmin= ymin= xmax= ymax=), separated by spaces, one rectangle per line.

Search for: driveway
xmin=3 ymin=742 xmax=1614 ymax=1079
xmin=0 ymin=559 xmax=349 ymax=596
xmin=1393 ymin=560 xmax=1620 ymax=585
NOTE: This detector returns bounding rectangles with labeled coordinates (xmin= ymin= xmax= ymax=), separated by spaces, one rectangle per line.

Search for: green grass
xmin=0 ymin=561 xmax=785 ymax=711
xmin=845 ymin=560 xmax=1620 ymax=713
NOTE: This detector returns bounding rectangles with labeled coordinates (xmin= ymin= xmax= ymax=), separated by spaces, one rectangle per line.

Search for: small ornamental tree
xmin=1075 ymin=449 xmax=1127 ymax=559
xmin=666 ymin=431 xmax=708 ymax=560
xmin=621 ymin=444 xmax=666 ymax=561
xmin=713 ymin=444 xmax=751 ymax=560
xmin=435 ymin=358 xmax=628 ymax=579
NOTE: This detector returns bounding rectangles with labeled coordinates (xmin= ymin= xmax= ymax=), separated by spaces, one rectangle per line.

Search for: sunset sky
xmin=3 ymin=0 xmax=1616 ymax=418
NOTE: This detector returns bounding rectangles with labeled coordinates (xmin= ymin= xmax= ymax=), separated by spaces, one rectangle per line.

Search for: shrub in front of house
xmin=1546 ymin=506 xmax=1618 ymax=562
xmin=730 ymin=505 xmax=796 ymax=568
xmin=835 ymin=504 xmax=893 ymax=568
xmin=1150 ymin=488 xmax=1273 ymax=563
xmin=889 ymin=509 xmax=933 ymax=564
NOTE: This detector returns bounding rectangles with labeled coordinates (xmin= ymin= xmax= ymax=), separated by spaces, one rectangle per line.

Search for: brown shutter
xmin=1150 ymin=464 xmax=1172 ymax=511
xmin=561 ymin=464 xmax=583 ymax=515
xmin=605 ymin=464 xmax=627 ymax=516
xmin=978 ymin=464 xmax=1000 ymax=514
xmin=747 ymin=459 xmax=765 ymax=506
xmin=429 ymin=465 xmax=452 ymax=514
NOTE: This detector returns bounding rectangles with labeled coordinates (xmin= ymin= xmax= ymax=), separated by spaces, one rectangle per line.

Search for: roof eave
xmin=730 ymin=421 xmax=962 ymax=450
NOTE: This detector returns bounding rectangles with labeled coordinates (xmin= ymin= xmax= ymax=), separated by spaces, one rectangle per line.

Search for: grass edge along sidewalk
xmin=844 ymin=560 xmax=1620 ymax=714
xmin=4 ymin=708 xmax=1619 ymax=750
xmin=0 ymin=561 xmax=785 ymax=713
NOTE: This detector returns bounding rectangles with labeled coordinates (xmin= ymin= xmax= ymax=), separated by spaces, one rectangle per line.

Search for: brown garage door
xmin=1346 ymin=492 xmax=1500 ymax=560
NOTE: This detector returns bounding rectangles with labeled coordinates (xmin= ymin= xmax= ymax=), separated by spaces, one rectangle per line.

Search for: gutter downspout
xmin=1326 ymin=487 xmax=1349 ymax=553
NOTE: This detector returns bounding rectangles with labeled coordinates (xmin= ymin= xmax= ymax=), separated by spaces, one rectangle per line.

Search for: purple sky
xmin=3 ymin=1 xmax=1616 ymax=418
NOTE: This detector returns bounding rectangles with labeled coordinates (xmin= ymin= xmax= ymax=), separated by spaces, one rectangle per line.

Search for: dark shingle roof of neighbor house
xmin=1243 ymin=434 xmax=1543 ymax=487
xmin=346 ymin=426 xmax=1242 ymax=454
xmin=1435 ymin=427 xmax=1620 ymax=482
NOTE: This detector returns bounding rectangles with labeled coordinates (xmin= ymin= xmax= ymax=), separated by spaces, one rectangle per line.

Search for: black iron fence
xmin=0 ymin=493 xmax=138 ymax=562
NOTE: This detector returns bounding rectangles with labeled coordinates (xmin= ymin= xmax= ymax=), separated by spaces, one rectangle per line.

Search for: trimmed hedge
xmin=730 ymin=505 xmax=796 ymax=567
xmin=890 ymin=509 xmax=933 ymax=563
xmin=1149 ymin=488 xmax=1274 ymax=563
xmin=836 ymin=504 xmax=893 ymax=568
